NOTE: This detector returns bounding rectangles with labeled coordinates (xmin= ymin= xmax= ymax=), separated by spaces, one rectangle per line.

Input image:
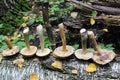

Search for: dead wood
xmin=67 ymin=0 xmax=120 ymax=15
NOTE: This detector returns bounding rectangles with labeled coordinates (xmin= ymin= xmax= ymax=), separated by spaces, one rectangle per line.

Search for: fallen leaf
xmin=103 ymin=28 xmax=108 ymax=32
xmin=71 ymin=69 xmax=78 ymax=75
xmin=11 ymin=31 xmax=19 ymax=40
xmin=22 ymin=23 xmax=27 ymax=27
xmin=30 ymin=73 xmax=39 ymax=80
xmin=71 ymin=12 xmax=78 ymax=19
xmin=85 ymin=63 xmax=97 ymax=73
xmin=0 ymin=55 xmax=2 ymax=63
xmin=90 ymin=18 xmax=95 ymax=25
xmin=13 ymin=58 xmax=24 ymax=68
xmin=23 ymin=16 xmax=29 ymax=21
xmin=51 ymin=61 xmax=62 ymax=70
xmin=33 ymin=58 xmax=39 ymax=62
xmin=18 ymin=64 xmax=23 ymax=68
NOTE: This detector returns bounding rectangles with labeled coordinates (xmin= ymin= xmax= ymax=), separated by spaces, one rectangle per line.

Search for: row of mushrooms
xmin=2 ymin=23 xmax=116 ymax=65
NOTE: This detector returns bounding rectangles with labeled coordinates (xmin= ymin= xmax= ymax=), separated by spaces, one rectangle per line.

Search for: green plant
xmin=90 ymin=11 xmax=97 ymax=17
xmin=0 ymin=33 xmax=36 ymax=50
xmin=72 ymin=44 xmax=79 ymax=50
xmin=22 ymin=13 xmax=44 ymax=25
xmin=0 ymin=35 xmax=7 ymax=49
xmin=98 ymin=43 xmax=115 ymax=51
xmin=44 ymin=36 xmax=51 ymax=49
xmin=88 ymin=43 xmax=115 ymax=51
xmin=0 ymin=0 xmax=30 ymax=35
xmin=49 ymin=0 xmax=74 ymax=21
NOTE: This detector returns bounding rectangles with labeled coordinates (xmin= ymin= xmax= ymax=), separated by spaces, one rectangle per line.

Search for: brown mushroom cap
xmin=75 ymin=49 xmax=93 ymax=60
xmin=53 ymin=45 xmax=75 ymax=59
xmin=20 ymin=46 xmax=37 ymax=57
xmin=2 ymin=46 xmax=19 ymax=57
xmin=36 ymin=48 xmax=51 ymax=57
xmin=92 ymin=49 xmax=116 ymax=65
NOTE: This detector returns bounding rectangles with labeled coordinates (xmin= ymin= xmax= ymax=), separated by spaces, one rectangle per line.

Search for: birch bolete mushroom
xmin=88 ymin=31 xmax=116 ymax=65
xmin=75 ymin=28 xmax=93 ymax=60
xmin=36 ymin=24 xmax=51 ymax=57
xmin=2 ymin=36 xmax=19 ymax=57
xmin=20 ymin=28 xmax=37 ymax=57
xmin=53 ymin=23 xmax=75 ymax=58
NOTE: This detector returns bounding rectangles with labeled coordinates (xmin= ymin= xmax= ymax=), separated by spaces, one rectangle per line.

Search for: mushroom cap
xmin=20 ymin=46 xmax=37 ymax=57
xmin=53 ymin=45 xmax=75 ymax=59
xmin=36 ymin=48 xmax=51 ymax=57
xmin=74 ymin=49 xmax=93 ymax=60
xmin=2 ymin=46 xmax=19 ymax=57
xmin=92 ymin=49 xmax=116 ymax=65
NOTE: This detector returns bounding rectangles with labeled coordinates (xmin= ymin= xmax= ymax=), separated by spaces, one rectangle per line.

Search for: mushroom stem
xmin=59 ymin=23 xmax=67 ymax=52
xmin=23 ymin=28 xmax=30 ymax=50
xmin=80 ymin=29 xmax=87 ymax=54
xmin=88 ymin=31 xmax=101 ymax=55
xmin=37 ymin=25 xmax=44 ymax=52
xmin=4 ymin=36 xmax=13 ymax=49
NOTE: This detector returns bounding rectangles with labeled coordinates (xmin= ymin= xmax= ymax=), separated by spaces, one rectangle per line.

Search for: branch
xmin=67 ymin=0 xmax=120 ymax=14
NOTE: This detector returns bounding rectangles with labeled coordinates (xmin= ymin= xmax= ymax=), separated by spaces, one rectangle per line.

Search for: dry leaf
xmin=23 ymin=16 xmax=29 ymax=21
xmin=90 ymin=18 xmax=95 ymax=25
xmin=0 ymin=55 xmax=2 ymax=63
xmin=71 ymin=12 xmax=78 ymax=19
xmin=13 ymin=58 xmax=24 ymax=68
xmin=103 ymin=28 xmax=108 ymax=32
xmin=51 ymin=61 xmax=62 ymax=70
xmin=85 ymin=63 xmax=97 ymax=73
xmin=71 ymin=69 xmax=78 ymax=75
xmin=30 ymin=73 xmax=39 ymax=80
xmin=11 ymin=31 xmax=19 ymax=40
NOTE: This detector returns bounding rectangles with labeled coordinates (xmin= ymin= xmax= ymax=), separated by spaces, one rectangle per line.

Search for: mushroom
xmin=88 ymin=31 xmax=116 ymax=65
xmin=36 ymin=24 xmax=51 ymax=57
xmin=2 ymin=36 xmax=19 ymax=57
xmin=20 ymin=27 xmax=37 ymax=57
xmin=53 ymin=23 xmax=75 ymax=59
xmin=74 ymin=28 xmax=93 ymax=60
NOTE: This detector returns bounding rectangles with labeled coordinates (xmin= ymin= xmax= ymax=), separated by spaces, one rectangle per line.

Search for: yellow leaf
xmin=51 ymin=61 xmax=62 ymax=70
xmin=103 ymin=28 xmax=108 ymax=32
xmin=18 ymin=64 xmax=23 ymax=68
xmin=11 ymin=31 xmax=19 ymax=40
xmin=71 ymin=69 xmax=78 ymax=75
xmin=0 ymin=55 xmax=2 ymax=63
xmin=90 ymin=18 xmax=95 ymax=25
xmin=22 ymin=23 xmax=27 ymax=27
xmin=85 ymin=63 xmax=97 ymax=73
xmin=30 ymin=73 xmax=39 ymax=80
xmin=13 ymin=58 xmax=24 ymax=68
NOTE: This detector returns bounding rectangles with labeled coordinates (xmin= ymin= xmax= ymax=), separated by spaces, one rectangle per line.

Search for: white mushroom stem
xmin=59 ymin=23 xmax=67 ymax=52
xmin=23 ymin=27 xmax=30 ymax=49
xmin=80 ymin=29 xmax=87 ymax=54
xmin=88 ymin=31 xmax=101 ymax=55
xmin=4 ymin=36 xmax=13 ymax=49
xmin=37 ymin=24 xmax=44 ymax=52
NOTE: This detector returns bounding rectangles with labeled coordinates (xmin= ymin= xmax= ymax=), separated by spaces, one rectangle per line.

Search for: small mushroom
xmin=88 ymin=31 xmax=116 ymax=65
xmin=75 ymin=28 xmax=93 ymax=60
xmin=36 ymin=24 xmax=51 ymax=57
xmin=53 ymin=23 xmax=75 ymax=59
xmin=20 ymin=28 xmax=37 ymax=57
xmin=2 ymin=36 xmax=19 ymax=57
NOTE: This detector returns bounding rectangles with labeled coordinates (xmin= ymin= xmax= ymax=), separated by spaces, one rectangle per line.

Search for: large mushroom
xmin=36 ymin=24 xmax=51 ymax=57
xmin=53 ymin=23 xmax=75 ymax=59
xmin=2 ymin=36 xmax=19 ymax=57
xmin=88 ymin=31 xmax=116 ymax=65
xmin=74 ymin=28 xmax=93 ymax=60
xmin=20 ymin=28 xmax=37 ymax=57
